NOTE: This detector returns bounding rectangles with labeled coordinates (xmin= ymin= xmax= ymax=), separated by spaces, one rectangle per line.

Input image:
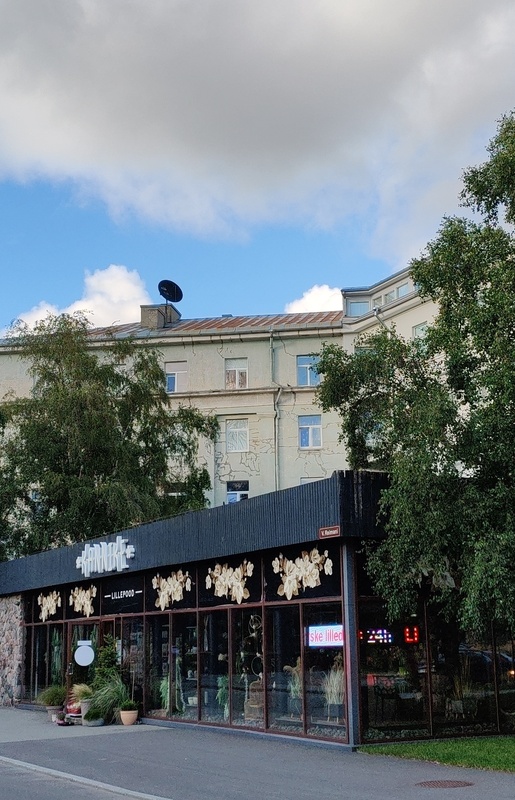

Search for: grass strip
xmin=359 ymin=737 xmax=515 ymax=772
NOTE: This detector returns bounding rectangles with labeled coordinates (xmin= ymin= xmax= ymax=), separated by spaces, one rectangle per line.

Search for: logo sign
xmin=76 ymin=535 xmax=135 ymax=578
xmin=307 ymin=624 xmax=344 ymax=647
xmin=318 ymin=525 xmax=340 ymax=539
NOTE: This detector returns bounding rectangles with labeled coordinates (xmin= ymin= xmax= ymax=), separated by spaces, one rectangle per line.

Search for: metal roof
xmin=89 ymin=310 xmax=343 ymax=341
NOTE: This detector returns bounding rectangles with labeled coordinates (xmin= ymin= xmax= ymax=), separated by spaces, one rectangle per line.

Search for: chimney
xmin=140 ymin=304 xmax=182 ymax=330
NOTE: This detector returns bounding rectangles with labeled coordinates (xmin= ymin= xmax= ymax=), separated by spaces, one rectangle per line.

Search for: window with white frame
xmin=347 ymin=300 xmax=370 ymax=317
xmin=412 ymin=322 xmax=428 ymax=339
xmin=226 ymin=418 xmax=249 ymax=452
xmin=298 ymin=415 xmax=322 ymax=449
xmin=225 ymin=358 xmax=248 ymax=390
xmin=296 ymin=355 xmax=320 ymax=386
xmin=226 ymin=480 xmax=249 ymax=503
xmin=165 ymin=361 xmax=188 ymax=393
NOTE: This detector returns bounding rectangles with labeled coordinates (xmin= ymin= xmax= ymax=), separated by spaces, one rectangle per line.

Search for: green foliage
xmin=0 ymin=312 xmax=218 ymax=557
xmin=317 ymin=111 xmax=515 ymax=636
xmin=88 ymin=672 xmax=129 ymax=723
xmin=92 ymin=634 xmax=119 ymax=692
xmin=69 ymin=683 xmax=94 ymax=704
xmin=36 ymin=684 xmax=67 ymax=707
xmin=119 ymin=699 xmax=138 ymax=711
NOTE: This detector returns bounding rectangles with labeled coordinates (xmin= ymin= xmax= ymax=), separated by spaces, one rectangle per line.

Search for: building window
xmin=298 ymin=415 xmax=322 ymax=449
xmin=165 ymin=361 xmax=188 ymax=393
xmin=226 ymin=418 xmax=249 ymax=452
xmin=384 ymin=289 xmax=395 ymax=304
xmin=397 ymin=282 xmax=409 ymax=298
xmin=227 ymin=480 xmax=249 ymax=503
xmin=225 ymin=358 xmax=248 ymax=390
xmin=412 ymin=322 xmax=428 ymax=339
xmin=347 ymin=300 xmax=370 ymax=317
xmin=297 ymin=355 xmax=320 ymax=387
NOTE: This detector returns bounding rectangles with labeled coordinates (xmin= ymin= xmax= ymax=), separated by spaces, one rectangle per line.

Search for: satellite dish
xmin=158 ymin=279 xmax=183 ymax=304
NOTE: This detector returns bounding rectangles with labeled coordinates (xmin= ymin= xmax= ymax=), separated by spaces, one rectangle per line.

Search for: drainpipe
xmin=269 ymin=329 xmax=282 ymax=491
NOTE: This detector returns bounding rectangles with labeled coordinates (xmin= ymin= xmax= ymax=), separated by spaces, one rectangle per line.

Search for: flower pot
xmin=82 ymin=717 xmax=104 ymax=727
xmin=80 ymin=698 xmax=93 ymax=719
xmin=46 ymin=705 xmax=62 ymax=722
xmin=120 ymin=709 xmax=138 ymax=726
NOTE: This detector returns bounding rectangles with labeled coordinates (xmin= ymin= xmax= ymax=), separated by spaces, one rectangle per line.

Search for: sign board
xmin=318 ymin=525 xmax=340 ymax=540
xmin=307 ymin=624 xmax=344 ymax=647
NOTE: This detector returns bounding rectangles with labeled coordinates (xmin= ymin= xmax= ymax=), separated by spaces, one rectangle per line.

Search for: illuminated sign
xmin=76 ymin=535 xmax=135 ymax=578
xmin=359 ymin=629 xmax=393 ymax=645
xmin=404 ymin=626 xmax=419 ymax=644
xmin=307 ymin=624 xmax=344 ymax=647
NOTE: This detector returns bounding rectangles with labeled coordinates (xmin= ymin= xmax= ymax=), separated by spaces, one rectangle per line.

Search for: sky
xmin=1 ymin=0 xmax=515 ymax=332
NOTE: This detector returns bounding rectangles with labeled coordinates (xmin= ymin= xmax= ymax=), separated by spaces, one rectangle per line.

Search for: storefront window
xmin=303 ymin=603 xmax=347 ymax=741
xmin=121 ymin=618 xmax=144 ymax=705
xmin=170 ymin=612 xmax=198 ymax=720
xmin=358 ymin=598 xmax=428 ymax=741
xmin=199 ymin=610 xmax=228 ymax=723
xmin=231 ymin=609 xmax=263 ymax=728
xmin=265 ymin=605 xmax=301 ymax=733
xmin=145 ymin=615 xmax=170 ymax=717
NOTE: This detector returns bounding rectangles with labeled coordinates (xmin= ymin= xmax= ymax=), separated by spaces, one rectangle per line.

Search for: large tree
xmin=317 ymin=112 xmax=515 ymax=636
xmin=0 ymin=312 xmax=218 ymax=557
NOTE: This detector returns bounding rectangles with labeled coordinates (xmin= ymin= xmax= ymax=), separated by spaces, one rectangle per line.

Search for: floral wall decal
xmin=69 ymin=585 xmax=97 ymax=618
xmin=272 ymin=548 xmax=333 ymax=600
xmin=205 ymin=560 xmax=254 ymax=604
xmin=37 ymin=590 xmax=62 ymax=621
xmin=152 ymin=570 xmax=192 ymax=610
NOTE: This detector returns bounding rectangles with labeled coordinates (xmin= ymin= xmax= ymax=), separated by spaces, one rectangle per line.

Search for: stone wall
xmin=0 ymin=595 xmax=23 ymax=705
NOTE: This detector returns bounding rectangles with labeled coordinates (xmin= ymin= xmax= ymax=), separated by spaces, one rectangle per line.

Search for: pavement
xmin=0 ymin=706 xmax=513 ymax=800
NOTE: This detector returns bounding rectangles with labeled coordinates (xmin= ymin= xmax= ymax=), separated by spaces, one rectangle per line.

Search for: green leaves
xmin=317 ymin=111 xmax=515 ymax=636
xmin=0 ymin=312 xmax=218 ymax=557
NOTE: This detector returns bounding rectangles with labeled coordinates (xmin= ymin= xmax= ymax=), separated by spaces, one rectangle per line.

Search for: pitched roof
xmin=90 ymin=310 xmax=343 ymax=340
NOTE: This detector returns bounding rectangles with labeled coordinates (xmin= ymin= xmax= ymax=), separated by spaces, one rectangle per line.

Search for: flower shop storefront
xmin=22 ymin=543 xmax=349 ymax=741
xmin=1 ymin=471 xmax=514 ymax=745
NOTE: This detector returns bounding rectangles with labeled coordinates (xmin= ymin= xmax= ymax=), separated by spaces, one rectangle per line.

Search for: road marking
xmin=0 ymin=754 xmax=175 ymax=800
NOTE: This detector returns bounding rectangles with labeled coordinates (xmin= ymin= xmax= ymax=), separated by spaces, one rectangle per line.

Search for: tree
xmin=0 ymin=312 xmax=218 ymax=557
xmin=317 ymin=112 xmax=515 ymax=636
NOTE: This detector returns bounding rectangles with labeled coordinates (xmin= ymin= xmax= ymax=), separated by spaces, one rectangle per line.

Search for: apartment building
xmin=0 ymin=268 xmax=436 ymax=508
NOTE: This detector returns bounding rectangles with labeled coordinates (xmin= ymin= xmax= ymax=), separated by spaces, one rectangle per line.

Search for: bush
xmin=120 ymin=699 xmax=138 ymax=711
xmin=36 ymin=685 xmax=67 ymax=707
xmin=88 ymin=673 xmax=129 ymax=723
xmin=69 ymin=683 xmax=94 ymax=704
xmin=83 ymin=706 xmax=104 ymax=722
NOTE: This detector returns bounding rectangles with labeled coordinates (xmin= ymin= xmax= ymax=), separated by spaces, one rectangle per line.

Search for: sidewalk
xmin=0 ymin=706 xmax=513 ymax=800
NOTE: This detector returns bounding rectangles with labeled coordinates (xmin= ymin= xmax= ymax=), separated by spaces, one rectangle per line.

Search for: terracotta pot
xmin=120 ymin=709 xmax=138 ymax=726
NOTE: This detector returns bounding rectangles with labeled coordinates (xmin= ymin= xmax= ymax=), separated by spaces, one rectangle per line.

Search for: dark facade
xmin=0 ymin=470 xmax=514 ymax=745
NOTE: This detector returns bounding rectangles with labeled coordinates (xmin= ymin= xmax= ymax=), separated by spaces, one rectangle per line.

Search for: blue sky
xmin=1 ymin=1 xmax=514 ymax=332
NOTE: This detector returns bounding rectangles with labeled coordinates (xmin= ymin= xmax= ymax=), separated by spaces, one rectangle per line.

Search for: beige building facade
xmin=0 ymin=268 xmax=437 ymax=508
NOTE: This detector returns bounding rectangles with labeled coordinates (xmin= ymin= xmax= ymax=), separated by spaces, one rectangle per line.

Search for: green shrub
xmin=120 ymin=699 xmax=138 ymax=711
xmin=88 ymin=673 xmax=129 ymax=723
xmin=36 ymin=685 xmax=67 ymax=707
xmin=83 ymin=706 xmax=104 ymax=722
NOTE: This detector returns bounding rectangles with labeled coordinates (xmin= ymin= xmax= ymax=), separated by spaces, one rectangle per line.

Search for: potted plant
xmin=216 ymin=674 xmax=229 ymax=720
xmin=88 ymin=672 xmax=130 ymax=724
xmin=283 ymin=657 xmax=302 ymax=717
xmin=69 ymin=682 xmax=95 ymax=720
xmin=322 ymin=657 xmax=345 ymax=722
xmin=82 ymin=706 xmax=104 ymax=727
xmin=119 ymin=698 xmax=139 ymax=726
xmin=36 ymin=685 xmax=67 ymax=721
xmin=55 ymin=710 xmax=72 ymax=726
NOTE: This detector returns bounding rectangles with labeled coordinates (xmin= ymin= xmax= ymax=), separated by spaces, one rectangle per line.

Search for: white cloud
xmin=285 ymin=285 xmax=342 ymax=313
xmin=0 ymin=1 xmax=514 ymax=263
xmin=11 ymin=265 xmax=151 ymax=330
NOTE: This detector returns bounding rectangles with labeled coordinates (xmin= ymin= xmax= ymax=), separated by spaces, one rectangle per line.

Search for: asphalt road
xmin=0 ymin=707 xmax=513 ymax=800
